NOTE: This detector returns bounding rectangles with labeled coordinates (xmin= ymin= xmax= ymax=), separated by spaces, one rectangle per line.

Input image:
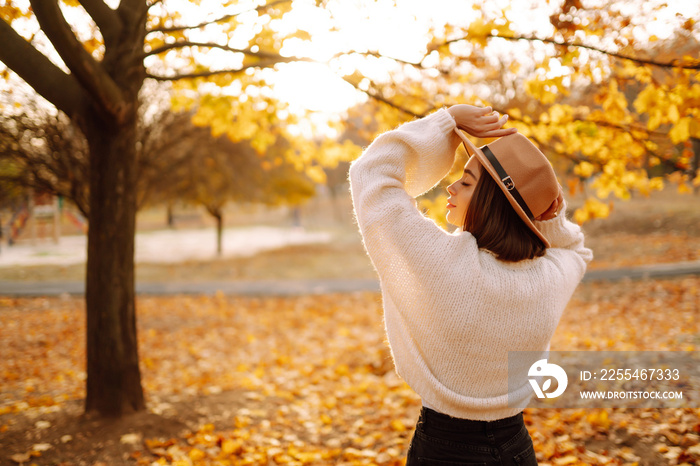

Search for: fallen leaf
xmin=10 ymin=453 xmax=31 ymax=463
xmin=120 ymin=433 xmax=142 ymax=445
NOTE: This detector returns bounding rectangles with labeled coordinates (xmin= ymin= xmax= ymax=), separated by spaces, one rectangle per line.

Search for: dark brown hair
xmin=463 ymin=162 xmax=546 ymax=262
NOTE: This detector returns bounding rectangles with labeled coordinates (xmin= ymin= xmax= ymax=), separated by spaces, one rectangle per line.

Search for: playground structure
xmin=0 ymin=189 xmax=87 ymax=251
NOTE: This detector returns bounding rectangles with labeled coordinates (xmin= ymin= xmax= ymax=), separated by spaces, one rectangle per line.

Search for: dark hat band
xmin=482 ymin=145 xmax=534 ymax=220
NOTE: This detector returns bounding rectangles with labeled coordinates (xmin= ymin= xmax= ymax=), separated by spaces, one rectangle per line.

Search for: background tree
xmin=0 ymin=102 xmax=218 ymax=220
xmin=174 ymin=123 xmax=316 ymax=255
xmin=0 ymin=162 xmax=26 ymax=211
xmin=0 ymin=108 xmax=90 ymax=217
xmin=0 ymin=0 xmax=333 ymax=419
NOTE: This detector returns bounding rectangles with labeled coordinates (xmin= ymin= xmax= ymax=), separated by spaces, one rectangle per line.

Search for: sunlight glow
xmin=268 ymin=62 xmax=359 ymax=114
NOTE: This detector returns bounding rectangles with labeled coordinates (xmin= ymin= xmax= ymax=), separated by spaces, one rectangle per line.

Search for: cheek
xmin=460 ymin=189 xmax=473 ymax=211
xmin=452 ymin=193 xmax=470 ymax=224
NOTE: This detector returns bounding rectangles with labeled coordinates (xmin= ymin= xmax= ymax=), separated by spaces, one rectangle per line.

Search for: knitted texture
xmin=349 ymin=109 xmax=593 ymax=421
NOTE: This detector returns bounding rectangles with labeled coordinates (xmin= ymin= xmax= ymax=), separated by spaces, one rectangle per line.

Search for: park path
xmin=1 ymin=226 xmax=699 ymax=297
xmin=0 ymin=226 xmax=330 ymax=267
xmin=0 ymin=261 xmax=699 ymax=297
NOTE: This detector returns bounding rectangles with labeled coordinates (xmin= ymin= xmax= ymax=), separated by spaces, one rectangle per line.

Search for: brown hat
xmin=454 ymin=129 xmax=560 ymax=248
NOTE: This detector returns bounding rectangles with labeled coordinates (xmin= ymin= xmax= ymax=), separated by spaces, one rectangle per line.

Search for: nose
xmin=447 ymin=182 xmax=457 ymax=196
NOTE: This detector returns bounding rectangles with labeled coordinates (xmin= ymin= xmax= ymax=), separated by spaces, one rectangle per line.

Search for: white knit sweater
xmin=349 ymin=109 xmax=593 ymax=421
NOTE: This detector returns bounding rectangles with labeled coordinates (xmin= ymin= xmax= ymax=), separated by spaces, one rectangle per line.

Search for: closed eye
xmin=461 ymin=182 xmax=471 ymax=187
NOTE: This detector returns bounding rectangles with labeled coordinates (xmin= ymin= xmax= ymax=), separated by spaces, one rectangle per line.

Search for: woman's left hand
xmin=536 ymin=186 xmax=564 ymax=221
xmin=447 ymin=104 xmax=518 ymax=138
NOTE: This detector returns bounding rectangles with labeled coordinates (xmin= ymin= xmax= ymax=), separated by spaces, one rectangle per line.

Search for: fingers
xmin=474 ymin=127 xmax=518 ymax=138
xmin=552 ymin=198 xmax=560 ymax=213
xmin=536 ymin=199 xmax=559 ymax=221
xmin=482 ymin=112 xmax=501 ymax=124
xmin=460 ymin=108 xmax=518 ymax=138
xmin=475 ymin=114 xmax=508 ymax=131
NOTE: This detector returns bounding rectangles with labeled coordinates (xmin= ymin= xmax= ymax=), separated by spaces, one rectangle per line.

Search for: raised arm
xmin=349 ymin=107 xmax=521 ymax=304
xmin=534 ymin=199 xmax=593 ymax=280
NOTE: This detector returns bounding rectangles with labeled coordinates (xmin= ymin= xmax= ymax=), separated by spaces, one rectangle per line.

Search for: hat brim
xmin=454 ymin=128 xmax=551 ymax=248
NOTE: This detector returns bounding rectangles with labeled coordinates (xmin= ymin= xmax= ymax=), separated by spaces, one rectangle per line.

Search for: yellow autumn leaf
xmin=390 ymin=419 xmax=406 ymax=432
xmin=669 ymin=117 xmax=691 ymax=144
xmin=221 ymin=439 xmax=243 ymax=455
xmin=678 ymin=182 xmax=692 ymax=194
xmin=573 ymin=198 xmax=611 ymax=224
xmin=507 ymin=108 xmax=522 ymax=120
xmin=649 ymin=177 xmax=664 ymax=191
xmin=189 ymin=447 xmax=206 ymax=460
xmin=586 ymin=410 xmax=610 ymax=429
xmin=573 ymin=161 xmax=595 ymax=178
xmin=667 ymin=104 xmax=680 ymax=123
xmin=305 ymin=165 xmax=327 ymax=184
xmin=553 ymin=455 xmax=580 ymax=465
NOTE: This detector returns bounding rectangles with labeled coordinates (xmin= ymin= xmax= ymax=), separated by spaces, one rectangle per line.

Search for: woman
xmin=349 ymin=104 xmax=592 ymax=465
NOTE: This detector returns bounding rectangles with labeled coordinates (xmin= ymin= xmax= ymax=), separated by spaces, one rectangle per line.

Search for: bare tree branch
xmin=0 ymin=111 xmax=91 ymax=217
xmin=28 ymin=0 xmax=128 ymax=119
xmin=146 ymin=56 xmax=309 ymax=81
xmin=144 ymin=41 xmax=289 ymax=60
xmin=78 ymin=0 xmax=122 ymax=45
xmin=341 ymin=77 xmax=430 ymax=119
xmin=439 ymin=33 xmax=700 ymax=70
xmin=0 ymin=19 xmax=85 ymax=118
xmin=147 ymin=0 xmax=292 ymax=35
xmin=334 ymin=50 xmax=450 ymax=75
xmin=489 ymin=104 xmax=667 ymax=139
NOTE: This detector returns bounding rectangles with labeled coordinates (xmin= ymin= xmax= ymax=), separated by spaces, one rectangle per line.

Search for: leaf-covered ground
xmin=1 ymin=277 xmax=700 ymax=465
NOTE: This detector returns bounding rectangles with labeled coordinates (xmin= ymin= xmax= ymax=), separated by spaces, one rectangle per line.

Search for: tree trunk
xmin=83 ymin=110 xmax=144 ymax=417
xmin=215 ymin=211 xmax=223 ymax=257
xmin=167 ymin=204 xmax=174 ymax=228
xmin=692 ymin=137 xmax=699 ymax=195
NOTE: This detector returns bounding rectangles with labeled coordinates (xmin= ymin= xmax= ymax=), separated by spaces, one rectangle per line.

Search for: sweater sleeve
xmin=349 ymin=109 xmax=476 ymax=291
xmin=533 ymin=200 xmax=593 ymax=280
